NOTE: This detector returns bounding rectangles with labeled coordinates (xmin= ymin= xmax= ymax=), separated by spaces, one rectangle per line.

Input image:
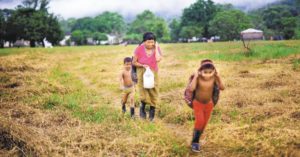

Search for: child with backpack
xmin=185 ymin=59 xmax=225 ymax=152
xmin=120 ymin=57 xmax=135 ymax=118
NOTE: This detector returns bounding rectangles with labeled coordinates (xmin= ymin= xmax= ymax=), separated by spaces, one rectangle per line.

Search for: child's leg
xmin=192 ymin=100 xmax=205 ymax=144
xmin=202 ymin=101 xmax=214 ymax=130
xmin=129 ymin=89 xmax=135 ymax=108
xmin=121 ymin=92 xmax=129 ymax=113
xmin=129 ymin=89 xmax=135 ymax=118
xmin=193 ymin=100 xmax=205 ymax=131
xmin=122 ymin=93 xmax=129 ymax=105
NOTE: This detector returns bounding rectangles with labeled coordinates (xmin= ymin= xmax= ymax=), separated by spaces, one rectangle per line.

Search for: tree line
xmin=59 ymin=0 xmax=300 ymax=45
xmin=0 ymin=0 xmax=63 ymax=47
xmin=59 ymin=10 xmax=170 ymax=45
xmin=1 ymin=0 xmax=300 ymax=47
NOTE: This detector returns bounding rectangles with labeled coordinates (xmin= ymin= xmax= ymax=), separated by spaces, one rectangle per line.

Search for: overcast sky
xmin=0 ymin=0 xmax=279 ymax=19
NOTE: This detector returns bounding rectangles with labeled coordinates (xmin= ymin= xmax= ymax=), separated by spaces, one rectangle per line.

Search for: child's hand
xmin=142 ymin=64 xmax=149 ymax=68
xmin=194 ymin=71 xmax=200 ymax=77
xmin=215 ymin=69 xmax=220 ymax=78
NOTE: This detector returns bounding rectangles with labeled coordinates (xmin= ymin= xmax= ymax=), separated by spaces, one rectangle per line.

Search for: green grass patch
xmin=292 ymin=58 xmax=300 ymax=71
xmin=211 ymin=107 xmax=223 ymax=124
xmin=74 ymin=106 xmax=121 ymax=123
xmin=228 ymin=109 xmax=240 ymax=121
xmin=159 ymin=81 xmax=185 ymax=93
xmin=43 ymin=94 xmax=63 ymax=109
xmin=157 ymin=103 xmax=176 ymax=119
xmin=141 ymin=123 xmax=158 ymax=132
xmin=171 ymin=143 xmax=188 ymax=156
xmin=179 ymin=41 xmax=300 ymax=61
xmin=45 ymin=64 xmax=123 ymax=124
xmin=0 ymin=48 xmax=27 ymax=56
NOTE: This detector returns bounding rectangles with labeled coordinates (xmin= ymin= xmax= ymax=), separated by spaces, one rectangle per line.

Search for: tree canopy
xmin=127 ymin=10 xmax=170 ymax=42
xmin=1 ymin=0 xmax=300 ymax=47
xmin=209 ymin=10 xmax=253 ymax=41
xmin=1 ymin=0 xmax=63 ymax=47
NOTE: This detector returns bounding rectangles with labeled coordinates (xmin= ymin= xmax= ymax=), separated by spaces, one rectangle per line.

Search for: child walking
xmin=188 ymin=59 xmax=225 ymax=152
xmin=120 ymin=57 xmax=135 ymax=118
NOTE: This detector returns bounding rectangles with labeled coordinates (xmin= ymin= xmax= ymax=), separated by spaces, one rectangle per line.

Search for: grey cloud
xmin=0 ymin=0 xmax=279 ymax=18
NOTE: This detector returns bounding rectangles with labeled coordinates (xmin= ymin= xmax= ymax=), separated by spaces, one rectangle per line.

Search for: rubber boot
xmin=149 ymin=106 xmax=155 ymax=121
xmin=130 ymin=107 xmax=135 ymax=118
xmin=139 ymin=101 xmax=146 ymax=119
xmin=122 ymin=103 xmax=126 ymax=113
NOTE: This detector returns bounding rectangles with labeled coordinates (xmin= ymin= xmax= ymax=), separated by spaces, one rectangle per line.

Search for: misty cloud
xmin=0 ymin=0 xmax=280 ymax=18
xmin=214 ymin=0 xmax=279 ymax=11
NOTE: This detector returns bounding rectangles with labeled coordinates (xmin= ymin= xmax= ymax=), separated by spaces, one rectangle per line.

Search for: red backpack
xmin=184 ymin=74 xmax=220 ymax=108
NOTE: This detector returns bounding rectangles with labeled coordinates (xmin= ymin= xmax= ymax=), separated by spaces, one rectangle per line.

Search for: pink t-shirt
xmin=134 ymin=44 xmax=162 ymax=72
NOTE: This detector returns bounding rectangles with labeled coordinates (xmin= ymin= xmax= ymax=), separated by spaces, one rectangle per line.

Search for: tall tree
xmin=22 ymin=0 xmax=39 ymax=9
xmin=8 ymin=8 xmax=48 ymax=47
xmin=169 ymin=19 xmax=181 ymax=42
xmin=59 ymin=18 xmax=76 ymax=34
xmin=181 ymin=0 xmax=217 ymax=38
xmin=216 ymin=3 xmax=235 ymax=12
xmin=179 ymin=26 xmax=203 ymax=41
xmin=94 ymin=12 xmax=126 ymax=35
xmin=71 ymin=30 xmax=84 ymax=45
xmin=21 ymin=0 xmax=50 ymax=11
xmin=262 ymin=5 xmax=297 ymax=39
xmin=128 ymin=10 xmax=170 ymax=42
xmin=0 ymin=10 xmax=5 ymax=48
xmin=39 ymin=0 xmax=50 ymax=11
xmin=4 ymin=9 xmax=18 ymax=46
xmin=45 ymin=14 xmax=64 ymax=45
xmin=72 ymin=17 xmax=96 ymax=32
xmin=208 ymin=10 xmax=253 ymax=41
xmin=93 ymin=32 xmax=108 ymax=43
xmin=5 ymin=0 xmax=63 ymax=47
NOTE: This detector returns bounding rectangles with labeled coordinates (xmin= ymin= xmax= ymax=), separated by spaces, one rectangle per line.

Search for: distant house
xmin=86 ymin=37 xmax=96 ymax=45
xmin=188 ymin=37 xmax=200 ymax=43
xmin=210 ymin=36 xmax=221 ymax=42
xmin=106 ymin=34 xmax=122 ymax=45
xmin=99 ymin=34 xmax=122 ymax=45
xmin=66 ymin=33 xmax=123 ymax=46
xmin=14 ymin=39 xmax=30 ymax=47
xmin=59 ymin=35 xmax=71 ymax=46
xmin=4 ymin=41 xmax=10 ymax=48
xmin=178 ymin=36 xmax=200 ymax=43
xmin=240 ymin=28 xmax=264 ymax=50
xmin=241 ymin=28 xmax=263 ymax=40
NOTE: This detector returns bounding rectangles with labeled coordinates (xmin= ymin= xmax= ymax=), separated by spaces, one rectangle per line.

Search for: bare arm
xmin=119 ymin=72 xmax=124 ymax=89
xmin=155 ymin=42 xmax=162 ymax=62
xmin=189 ymin=72 xmax=199 ymax=92
xmin=215 ymin=71 xmax=225 ymax=90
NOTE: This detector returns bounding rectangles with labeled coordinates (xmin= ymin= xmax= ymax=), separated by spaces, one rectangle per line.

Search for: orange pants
xmin=193 ymin=99 xmax=214 ymax=131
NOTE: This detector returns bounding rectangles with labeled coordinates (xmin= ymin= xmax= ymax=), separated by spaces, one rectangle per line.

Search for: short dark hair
xmin=199 ymin=59 xmax=215 ymax=71
xmin=201 ymin=59 xmax=213 ymax=65
xmin=199 ymin=63 xmax=215 ymax=71
xmin=124 ymin=57 xmax=132 ymax=64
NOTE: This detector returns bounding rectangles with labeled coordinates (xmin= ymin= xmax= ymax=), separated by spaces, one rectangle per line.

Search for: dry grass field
xmin=1 ymin=40 xmax=300 ymax=157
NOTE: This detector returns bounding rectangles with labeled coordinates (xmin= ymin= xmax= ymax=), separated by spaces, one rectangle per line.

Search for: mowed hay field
xmin=0 ymin=40 xmax=300 ymax=157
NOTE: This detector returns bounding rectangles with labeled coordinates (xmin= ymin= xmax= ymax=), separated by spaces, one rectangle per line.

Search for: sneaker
xmin=191 ymin=143 xmax=200 ymax=153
